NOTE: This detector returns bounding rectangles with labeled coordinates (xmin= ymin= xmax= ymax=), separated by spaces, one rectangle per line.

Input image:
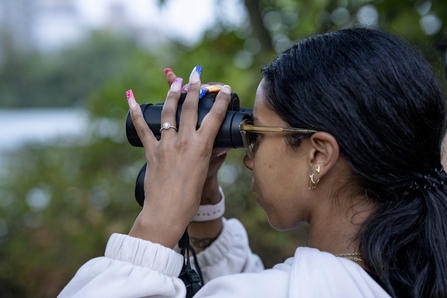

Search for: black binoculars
xmin=126 ymin=91 xmax=252 ymax=206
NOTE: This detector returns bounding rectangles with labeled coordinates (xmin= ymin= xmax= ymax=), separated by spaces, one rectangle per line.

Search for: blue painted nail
xmin=189 ymin=66 xmax=202 ymax=83
xmin=199 ymin=88 xmax=209 ymax=99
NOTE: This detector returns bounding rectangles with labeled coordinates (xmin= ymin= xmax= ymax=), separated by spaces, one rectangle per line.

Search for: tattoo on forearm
xmin=190 ymin=237 xmax=216 ymax=248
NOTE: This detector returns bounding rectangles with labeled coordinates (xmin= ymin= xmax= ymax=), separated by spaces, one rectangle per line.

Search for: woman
xmin=59 ymin=27 xmax=447 ymax=297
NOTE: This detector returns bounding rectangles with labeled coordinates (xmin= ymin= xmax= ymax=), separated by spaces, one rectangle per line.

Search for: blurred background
xmin=0 ymin=0 xmax=446 ymax=296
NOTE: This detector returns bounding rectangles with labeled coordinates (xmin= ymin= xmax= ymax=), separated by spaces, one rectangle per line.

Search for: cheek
xmin=252 ymin=150 xmax=311 ymax=229
xmin=253 ymin=140 xmax=301 ymax=190
xmin=253 ymin=155 xmax=300 ymax=203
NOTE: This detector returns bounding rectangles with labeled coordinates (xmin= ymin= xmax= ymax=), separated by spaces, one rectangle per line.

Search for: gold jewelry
xmin=337 ymin=252 xmax=364 ymax=262
xmin=316 ymin=165 xmax=321 ymax=174
xmin=308 ymin=173 xmax=320 ymax=189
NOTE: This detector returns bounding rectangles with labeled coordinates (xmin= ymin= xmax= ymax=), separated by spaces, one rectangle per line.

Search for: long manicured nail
xmin=170 ymin=78 xmax=183 ymax=92
xmin=199 ymin=88 xmax=208 ymax=99
xmin=220 ymin=85 xmax=231 ymax=95
xmin=189 ymin=66 xmax=202 ymax=83
xmin=126 ymin=90 xmax=137 ymax=110
xmin=181 ymin=84 xmax=189 ymax=92
xmin=164 ymin=68 xmax=173 ymax=75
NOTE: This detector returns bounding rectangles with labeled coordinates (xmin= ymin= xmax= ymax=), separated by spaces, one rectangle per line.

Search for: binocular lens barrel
xmin=125 ymin=92 xmax=252 ymax=149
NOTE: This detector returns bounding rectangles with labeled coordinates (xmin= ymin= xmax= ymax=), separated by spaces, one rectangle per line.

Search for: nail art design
xmin=199 ymin=88 xmax=208 ymax=99
xmin=194 ymin=65 xmax=202 ymax=75
xmin=199 ymin=85 xmax=225 ymax=98
xmin=205 ymin=86 xmax=222 ymax=93
xmin=181 ymin=84 xmax=189 ymax=92
xmin=189 ymin=66 xmax=202 ymax=83
xmin=126 ymin=90 xmax=134 ymax=100
xmin=170 ymin=78 xmax=183 ymax=92
xmin=126 ymin=89 xmax=137 ymax=109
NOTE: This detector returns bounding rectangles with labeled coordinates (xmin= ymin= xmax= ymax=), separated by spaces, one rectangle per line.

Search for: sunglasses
xmin=239 ymin=119 xmax=317 ymax=159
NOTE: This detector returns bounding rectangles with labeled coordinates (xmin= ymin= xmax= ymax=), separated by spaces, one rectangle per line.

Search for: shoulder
xmin=290 ymin=247 xmax=391 ymax=297
xmin=197 ymin=256 xmax=292 ymax=298
xmin=198 ymin=247 xmax=390 ymax=298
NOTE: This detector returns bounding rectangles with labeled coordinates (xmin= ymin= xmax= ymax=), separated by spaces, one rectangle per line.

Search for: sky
xmin=73 ymin=0 xmax=246 ymax=44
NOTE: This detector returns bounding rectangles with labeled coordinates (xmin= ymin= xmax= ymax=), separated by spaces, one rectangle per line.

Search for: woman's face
xmin=243 ymin=79 xmax=314 ymax=231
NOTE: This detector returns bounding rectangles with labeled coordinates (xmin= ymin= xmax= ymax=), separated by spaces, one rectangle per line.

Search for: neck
xmin=307 ymin=195 xmax=374 ymax=265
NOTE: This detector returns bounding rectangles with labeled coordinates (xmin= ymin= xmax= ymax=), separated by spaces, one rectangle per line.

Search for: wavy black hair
xmin=261 ymin=27 xmax=447 ymax=297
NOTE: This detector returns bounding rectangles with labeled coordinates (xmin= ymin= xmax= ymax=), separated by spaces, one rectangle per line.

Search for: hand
xmin=127 ymin=67 xmax=231 ymax=248
xmin=164 ymin=68 xmax=227 ymax=252
xmin=164 ymin=68 xmax=229 ymax=205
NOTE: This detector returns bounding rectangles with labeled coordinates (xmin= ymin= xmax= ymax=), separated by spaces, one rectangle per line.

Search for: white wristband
xmin=192 ymin=186 xmax=225 ymax=222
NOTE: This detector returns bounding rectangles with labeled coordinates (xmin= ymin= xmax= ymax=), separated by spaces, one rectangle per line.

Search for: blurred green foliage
xmin=0 ymin=0 xmax=446 ymax=296
xmin=0 ymin=32 xmax=138 ymax=108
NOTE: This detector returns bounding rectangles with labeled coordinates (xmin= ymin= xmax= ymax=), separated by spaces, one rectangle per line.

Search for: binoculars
xmin=126 ymin=91 xmax=252 ymax=206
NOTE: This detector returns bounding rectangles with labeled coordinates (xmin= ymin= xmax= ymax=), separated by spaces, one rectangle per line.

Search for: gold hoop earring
xmin=308 ymin=173 xmax=320 ymax=190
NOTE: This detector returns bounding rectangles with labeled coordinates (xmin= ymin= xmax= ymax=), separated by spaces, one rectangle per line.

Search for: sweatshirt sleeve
xmin=58 ymin=234 xmax=186 ymax=298
xmin=58 ymin=218 xmax=263 ymax=297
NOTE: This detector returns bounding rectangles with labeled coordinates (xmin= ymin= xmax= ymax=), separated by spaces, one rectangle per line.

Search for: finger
xmin=179 ymin=66 xmax=202 ymax=133
xmin=160 ymin=78 xmax=183 ymax=135
xmin=164 ymin=68 xmax=177 ymax=87
xmin=126 ymin=90 xmax=157 ymax=148
xmin=199 ymin=85 xmax=231 ymax=141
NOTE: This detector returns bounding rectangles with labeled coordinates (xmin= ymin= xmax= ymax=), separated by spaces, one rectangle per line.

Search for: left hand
xmin=127 ymin=67 xmax=231 ymax=248
xmin=165 ymin=68 xmax=229 ymax=205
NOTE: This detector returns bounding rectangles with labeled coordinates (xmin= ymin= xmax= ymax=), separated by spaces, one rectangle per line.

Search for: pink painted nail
xmin=126 ymin=90 xmax=137 ymax=110
xmin=181 ymin=84 xmax=189 ymax=92
xmin=164 ymin=68 xmax=173 ymax=75
xmin=170 ymin=78 xmax=183 ymax=92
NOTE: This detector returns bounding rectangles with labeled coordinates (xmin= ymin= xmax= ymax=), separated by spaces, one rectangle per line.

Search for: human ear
xmin=307 ymin=132 xmax=340 ymax=178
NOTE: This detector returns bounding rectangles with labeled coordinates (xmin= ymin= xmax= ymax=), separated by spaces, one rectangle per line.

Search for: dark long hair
xmin=261 ymin=27 xmax=447 ymax=297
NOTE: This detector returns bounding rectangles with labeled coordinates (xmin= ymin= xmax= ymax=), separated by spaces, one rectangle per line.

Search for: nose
xmin=243 ymin=154 xmax=253 ymax=171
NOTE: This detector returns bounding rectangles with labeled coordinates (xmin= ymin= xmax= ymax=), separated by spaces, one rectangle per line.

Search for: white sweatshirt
xmin=58 ymin=218 xmax=390 ymax=297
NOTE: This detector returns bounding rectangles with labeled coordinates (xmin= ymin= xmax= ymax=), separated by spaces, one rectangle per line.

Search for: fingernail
xmin=170 ymin=78 xmax=183 ymax=92
xmin=220 ymin=85 xmax=231 ymax=95
xmin=216 ymin=148 xmax=230 ymax=156
xmin=199 ymin=88 xmax=208 ymax=99
xmin=189 ymin=66 xmax=202 ymax=83
xmin=181 ymin=84 xmax=189 ymax=92
xmin=164 ymin=68 xmax=173 ymax=75
xmin=126 ymin=90 xmax=137 ymax=110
